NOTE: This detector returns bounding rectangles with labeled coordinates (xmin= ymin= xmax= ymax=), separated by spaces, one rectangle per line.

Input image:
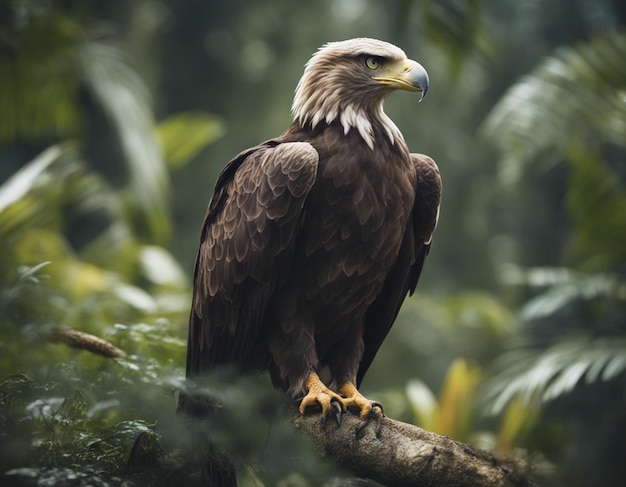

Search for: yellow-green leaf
xmin=157 ymin=111 xmax=225 ymax=169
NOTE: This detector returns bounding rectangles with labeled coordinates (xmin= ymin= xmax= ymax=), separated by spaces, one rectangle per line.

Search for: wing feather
xmin=187 ymin=141 xmax=319 ymax=376
xmin=357 ymin=153 xmax=442 ymax=386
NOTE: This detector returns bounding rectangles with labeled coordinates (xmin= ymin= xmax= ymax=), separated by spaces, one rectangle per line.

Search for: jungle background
xmin=1 ymin=0 xmax=625 ymax=485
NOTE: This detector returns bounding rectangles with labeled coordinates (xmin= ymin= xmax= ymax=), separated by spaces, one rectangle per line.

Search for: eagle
xmin=186 ymin=38 xmax=441 ymax=424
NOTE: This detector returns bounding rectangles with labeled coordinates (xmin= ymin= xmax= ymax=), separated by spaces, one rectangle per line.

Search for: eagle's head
xmin=292 ymin=38 xmax=429 ymax=149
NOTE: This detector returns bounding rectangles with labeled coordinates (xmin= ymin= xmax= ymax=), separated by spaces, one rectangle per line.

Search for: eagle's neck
xmin=292 ymin=88 xmax=403 ymax=151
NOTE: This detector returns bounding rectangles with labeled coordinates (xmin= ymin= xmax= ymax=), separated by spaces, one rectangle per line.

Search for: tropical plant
xmin=483 ymin=32 xmax=626 ymax=185
xmin=0 ymin=3 xmax=225 ymax=484
xmin=482 ymin=31 xmax=626 ymax=486
xmin=482 ymin=28 xmax=626 ymax=403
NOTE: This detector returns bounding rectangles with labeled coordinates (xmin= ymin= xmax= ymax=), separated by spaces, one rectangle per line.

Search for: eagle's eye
xmin=365 ymin=56 xmax=382 ymax=70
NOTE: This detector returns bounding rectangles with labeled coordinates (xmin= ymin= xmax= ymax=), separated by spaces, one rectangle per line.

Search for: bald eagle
xmin=187 ymin=38 xmax=441 ymax=423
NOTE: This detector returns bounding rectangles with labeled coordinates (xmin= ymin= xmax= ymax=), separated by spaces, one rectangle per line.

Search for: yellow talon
xmin=338 ymin=381 xmax=384 ymax=420
xmin=298 ymin=372 xmax=346 ymax=417
xmin=298 ymin=373 xmax=384 ymax=435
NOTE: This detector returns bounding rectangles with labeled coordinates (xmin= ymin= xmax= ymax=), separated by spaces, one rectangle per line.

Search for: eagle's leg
xmin=299 ymin=372 xmax=346 ymax=424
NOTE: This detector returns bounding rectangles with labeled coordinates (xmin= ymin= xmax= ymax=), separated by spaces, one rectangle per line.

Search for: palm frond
xmin=499 ymin=264 xmax=625 ymax=322
xmin=482 ymin=31 xmax=626 ymax=182
xmin=485 ymin=335 xmax=626 ymax=414
xmin=78 ymin=42 xmax=169 ymax=243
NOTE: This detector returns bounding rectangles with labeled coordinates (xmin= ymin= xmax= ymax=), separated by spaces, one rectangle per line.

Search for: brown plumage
xmin=186 ymin=38 xmax=441 ymax=421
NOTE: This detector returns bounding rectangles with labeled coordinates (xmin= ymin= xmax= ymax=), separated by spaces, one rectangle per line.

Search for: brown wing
xmin=186 ymin=141 xmax=319 ymax=376
xmin=357 ymin=153 xmax=442 ymax=386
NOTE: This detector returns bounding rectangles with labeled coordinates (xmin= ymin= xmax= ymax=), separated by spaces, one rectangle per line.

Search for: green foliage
xmin=157 ymin=111 xmax=225 ymax=170
xmin=0 ymin=145 xmax=189 ymax=326
xmin=79 ymin=41 xmax=170 ymax=243
xmin=0 ymin=5 xmax=229 ymax=481
xmin=2 ymin=0 xmax=625 ymax=485
xmin=0 ymin=260 xmax=188 ymax=485
xmin=485 ymin=267 xmax=626 ymax=412
xmin=416 ymin=0 xmax=495 ymax=74
xmin=483 ymin=31 xmax=626 ymax=183
xmin=495 ymin=396 xmax=541 ymax=454
xmin=565 ymin=145 xmax=626 ymax=269
xmin=486 ymin=335 xmax=626 ymax=413
xmin=0 ymin=9 xmax=83 ymax=141
xmin=406 ymin=358 xmax=482 ymax=441
xmin=481 ymin=29 xmax=626 ymax=435
xmin=1 ymin=3 xmax=170 ymax=243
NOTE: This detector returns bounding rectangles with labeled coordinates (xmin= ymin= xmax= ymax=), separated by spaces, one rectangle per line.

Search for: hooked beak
xmin=372 ymin=59 xmax=429 ymax=101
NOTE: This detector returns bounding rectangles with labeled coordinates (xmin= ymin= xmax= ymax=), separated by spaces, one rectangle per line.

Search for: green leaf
xmin=157 ymin=111 xmax=225 ymax=169
xmin=502 ymin=266 xmax=622 ymax=322
xmin=565 ymin=146 xmax=626 ymax=268
xmin=0 ymin=145 xmax=63 ymax=216
xmin=78 ymin=42 xmax=170 ymax=243
xmin=483 ymin=32 xmax=626 ymax=182
xmin=485 ymin=336 xmax=626 ymax=414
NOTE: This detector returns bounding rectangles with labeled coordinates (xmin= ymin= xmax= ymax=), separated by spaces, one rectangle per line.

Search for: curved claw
xmin=356 ymin=405 xmax=384 ymax=438
xmin=298 ymin=374 xmax=385 ymax=435
xmin=299 ymin=373 xmax=346 ymax=425
xmin=337 ymin=381 xmax=385 ymax=437
xmin=322 ymin=399 xmax=343 ymax=427
xmin=370 ymin=401 xmax=384 ymax=416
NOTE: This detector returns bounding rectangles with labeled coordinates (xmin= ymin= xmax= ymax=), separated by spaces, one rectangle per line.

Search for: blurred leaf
xmin=406 ymin=379 xmax=438 ymax=432
xmin=406 ymin=359 xmax=482 ymax=441
xmin=78 ymin=224 xmax=141 ymax=279
xmin=501 ymin=266 xmax=624 ymax=322
xmin=565 ymin=146 xmax=626 ymax=268
xmin=17 ymin=261 xmax=51 ymax=282
xmin=435 ymin=358 xmax=481 ymax=439
xmin=79 ymin=41 xmax=170 ymax=243
xmin=112 ymin=283 xmax=158 ymax=314
xmin=139 ymin=245 xmax=188 ymax=288
xmin=418 ymin=0 xmax=494 ymax=74
xmin=157 ymin=111 xmax=225 ymax=169
xmin=499 ymin=264 xmax=577 ymax=288
xmin=496 ymin=395 xmax=541 ymax=453
xmin=485 ymin=336 xmax=626 ymax=414
xmin=483 ymin=32 xmax=626 ymax=182
xmin=0 ymin=145 xmax=62 ymax=215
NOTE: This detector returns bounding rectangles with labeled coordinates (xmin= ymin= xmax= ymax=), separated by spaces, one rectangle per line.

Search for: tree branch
xmin=50 ymin=327 xmax=125 ymax=358
xmin=286 ymin=405 xmax=537 ymax=487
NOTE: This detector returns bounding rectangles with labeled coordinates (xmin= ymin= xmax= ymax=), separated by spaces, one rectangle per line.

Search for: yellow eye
xmin=365 ymin=56 xmax=381 ymax=70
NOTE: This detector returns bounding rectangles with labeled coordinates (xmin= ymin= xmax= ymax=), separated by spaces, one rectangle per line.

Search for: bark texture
xmin=287 ymin=405 xmax=538 ymax=487
xmin=50 ymin=327 xmax=125 ymax=358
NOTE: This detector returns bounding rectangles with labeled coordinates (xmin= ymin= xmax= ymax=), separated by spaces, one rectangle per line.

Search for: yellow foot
xmin=298 ymin=372 xmax=346 ymax=425
xmin=338 ymin=381 xmax=384 ymax=436
xmin=298 ymin=374 xmax=385 ymax=435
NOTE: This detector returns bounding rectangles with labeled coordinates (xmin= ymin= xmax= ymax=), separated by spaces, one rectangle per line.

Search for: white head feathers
xmin=291 ymin=38 xmax=407 ymax=150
